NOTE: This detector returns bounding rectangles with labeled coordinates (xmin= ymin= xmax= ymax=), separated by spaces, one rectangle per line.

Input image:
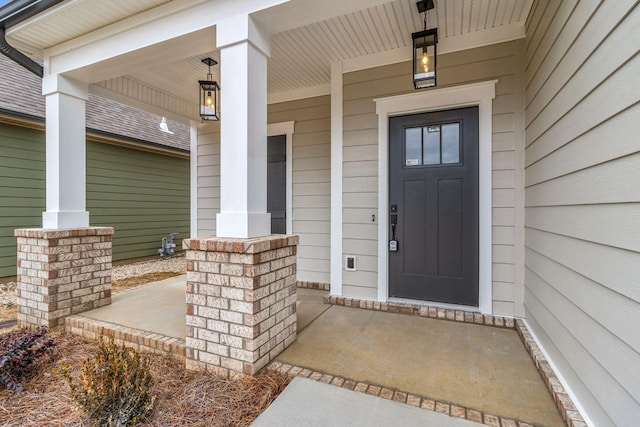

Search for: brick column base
xmin=183 ymin=235 xmax=298 ymax=377
xmin=14 ymin=227 xmax=114 ymax=330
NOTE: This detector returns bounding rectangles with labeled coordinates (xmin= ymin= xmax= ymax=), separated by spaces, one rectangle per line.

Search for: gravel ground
xmin=0 ymin=281 xmax=16 ymax=308
xmin=112 ymin=254 xmax=186 ymax=280
xmin=0 ymin=254 xmax=186 ymax=310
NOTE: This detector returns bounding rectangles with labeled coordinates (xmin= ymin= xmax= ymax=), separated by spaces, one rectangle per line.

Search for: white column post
xmin=215 ymin=14 xmax=271 ymax=238
xmin=189 ymin=122 xmax=199 ymax=238
xmin=330 ymin=61 xmax=343 ymax=296
xmin=42 ymin=74 xmax=90 ymax=229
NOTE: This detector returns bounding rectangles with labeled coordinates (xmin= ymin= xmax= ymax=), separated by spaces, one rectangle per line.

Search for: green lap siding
xmin=0 ymin=124 xmax=45 ymax=277
xmin=87 ymin=141 xmax=189 ymax=261
xmin=0 ymin=122 xmax=189 ymax=277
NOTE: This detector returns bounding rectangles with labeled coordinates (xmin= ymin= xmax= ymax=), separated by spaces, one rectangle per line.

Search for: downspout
xmin=0 ymin=27 xmax=41 ymax=76
xmin=0 ymin=0 xmax=66 ymax=77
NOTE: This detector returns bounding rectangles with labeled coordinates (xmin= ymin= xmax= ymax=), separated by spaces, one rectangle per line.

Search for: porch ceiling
xmin=5 ymin=0 xmax=532 ymax=122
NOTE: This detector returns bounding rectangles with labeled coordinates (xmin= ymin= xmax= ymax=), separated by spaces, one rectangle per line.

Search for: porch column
xmin=215 ymin=14 xmax=271 ymax=239
xmin=42 ymin=74 xmax=90 ymax=229
xmin=185 ymin=14 xmax=298 ymax=377
xmin=14 ymin=74 xmax=114 ymax=330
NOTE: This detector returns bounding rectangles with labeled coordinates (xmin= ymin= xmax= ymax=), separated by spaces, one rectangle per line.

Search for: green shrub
xmin=56 ymin=334 xmax=154 ymax=427
xmin=0 ymin=326 xmax=55 ymax=393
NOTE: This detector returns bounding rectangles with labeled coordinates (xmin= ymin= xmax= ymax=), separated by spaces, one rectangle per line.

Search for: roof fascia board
xmin=88 ymin=131 xmax=190 ymax=159
xmin=0 ymin=109 xmax=189 ymax=158
xmin=0 ymin=0 xmax=65 ymax=28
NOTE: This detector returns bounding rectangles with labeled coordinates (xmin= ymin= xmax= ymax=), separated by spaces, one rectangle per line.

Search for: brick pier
xmin=183 ymin=235 xmax=298 ymax=377
xmin=14 ymin=227 xmax=114 ymax=330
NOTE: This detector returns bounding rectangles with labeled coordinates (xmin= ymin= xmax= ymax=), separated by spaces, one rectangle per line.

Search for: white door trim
xmin=268 ymin=121 xmax=295 ymax=234
xmin=374 ymin=80 xmax=497 ymax=314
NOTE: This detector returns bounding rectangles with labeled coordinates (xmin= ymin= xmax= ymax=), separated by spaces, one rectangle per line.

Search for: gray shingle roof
xmin=0 ymin=53 xmax=190 ymax=152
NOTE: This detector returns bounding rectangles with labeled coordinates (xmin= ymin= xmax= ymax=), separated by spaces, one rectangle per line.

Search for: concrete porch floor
xmin=77 ymin=276 xmax=565 ymax=427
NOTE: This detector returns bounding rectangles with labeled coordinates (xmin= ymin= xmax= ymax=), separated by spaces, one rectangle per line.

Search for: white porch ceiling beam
xmin=26 ymin=0 xmax=289 ymax=83
xmin=89 ymin=82 xmax=197 ymax=125
xmin=267 ymin=83 xmax=330 ymax=104
xmin=342 ymin=21 xmax=527 ymax=73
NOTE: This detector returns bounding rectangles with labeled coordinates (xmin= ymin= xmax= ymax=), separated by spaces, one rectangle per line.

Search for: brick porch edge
xmin=14 ymin=227 xmax=114 ymax=330
xmin=269 ymin=361 xmax=534 ymax=427
xmin=296 ymin=280 xmax=330 ymax=291
xmin=65 ymin=315 xmax=186 ymax=359
xmin=183 ymin=235 xmax=298 ymax=377
xmin=323 ymin=295 xmax=586 ymax=427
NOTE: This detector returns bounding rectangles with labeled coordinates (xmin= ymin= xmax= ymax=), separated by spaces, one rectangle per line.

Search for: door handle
xmin=389 ymin=207 xmax=398 ymax=252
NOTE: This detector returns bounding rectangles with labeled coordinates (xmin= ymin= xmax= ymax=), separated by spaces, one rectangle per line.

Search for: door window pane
xmin=441 ymin=123 xmax=460 ymax=164
xmin=405 ymin=127 xmax=422 ymax=166
xmin=423 ymin=126 xmax=440 ymax=165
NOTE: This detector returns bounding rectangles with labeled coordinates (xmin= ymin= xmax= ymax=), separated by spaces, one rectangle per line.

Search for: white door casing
xmin=374 ymin=80 xmax=497 ymax=314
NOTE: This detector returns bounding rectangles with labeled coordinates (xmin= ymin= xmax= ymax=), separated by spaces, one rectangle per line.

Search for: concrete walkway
xmin=82 ymin=275 xmax=186 ymax=339
xmin=251 ymin=377 xmax=480 ymax=427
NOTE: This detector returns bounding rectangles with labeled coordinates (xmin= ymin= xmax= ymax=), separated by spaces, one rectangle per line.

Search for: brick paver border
xmin=296 ymin=280 xmax=330 ymax=291
xmin=65 ymin=315 xmax=186 ymax=359
xmin=269 ymin=361 xmax=534 ymax=427
xmin=325 ymin=294 xmax=516 ymax=328
xmin=515 ymin=320 xmax=587 ymax=427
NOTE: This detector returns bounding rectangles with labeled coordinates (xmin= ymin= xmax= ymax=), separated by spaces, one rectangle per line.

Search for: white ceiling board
xmin=252 ymin=0 xmax=395 ymax=34
xmin=5 ymin=0 xmax=532 ymax=118
xmin=264 ymin=0 xmax=533 ymax=94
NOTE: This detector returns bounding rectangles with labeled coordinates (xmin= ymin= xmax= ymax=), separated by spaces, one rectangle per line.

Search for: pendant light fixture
xmin=412 ymin=0 xmax=438 ymax=89
xmin=199 ymin=57 xmax=220 ymax=121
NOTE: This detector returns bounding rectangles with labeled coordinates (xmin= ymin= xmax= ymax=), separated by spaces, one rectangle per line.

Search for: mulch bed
xmin=0 ymin=332 xmax=290 ymax=426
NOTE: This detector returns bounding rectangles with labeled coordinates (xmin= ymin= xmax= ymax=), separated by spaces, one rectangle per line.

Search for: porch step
xmin=65 ymin=315 xmax=185 ymax=359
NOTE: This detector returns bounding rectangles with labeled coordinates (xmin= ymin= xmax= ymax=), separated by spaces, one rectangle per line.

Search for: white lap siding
xmin=195 ymin=123 xmax=220 ymax=237
xmin=195 ymin=98 xmax=331 ymax=285
xmin=523 ymin=1 xmax=640 ymax=425
xmin=268 ymin=96 xmax=331 ymax=284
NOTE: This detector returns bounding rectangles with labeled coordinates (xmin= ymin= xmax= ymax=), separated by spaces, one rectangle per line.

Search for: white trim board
xmin=267 ymin=121 xmax=295 ymax=235
xmin=522 ymin=318 xmax=595 ymax=426
xmin=189 ymin=122 xmax=199 ymax=238
xmin=268 ymin=84 xmax=330 ymax=105
xmin=374 ymin=80 xmax=497 ymax=314
xmin=342 ymin=22 xmax=526 ymax=73
xmin=330 ymin=61 xmax=343 ymax=296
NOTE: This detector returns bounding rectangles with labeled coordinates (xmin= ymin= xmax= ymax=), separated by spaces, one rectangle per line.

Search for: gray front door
xmin=389 ymin=107 xmax=479 ymax=305
xmin=267 ymin=135 xmax=286 ymax=234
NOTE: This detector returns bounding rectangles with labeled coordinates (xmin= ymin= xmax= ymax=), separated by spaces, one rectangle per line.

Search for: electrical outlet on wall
xmin=345 ymin=255 xmax=357 ymax=271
